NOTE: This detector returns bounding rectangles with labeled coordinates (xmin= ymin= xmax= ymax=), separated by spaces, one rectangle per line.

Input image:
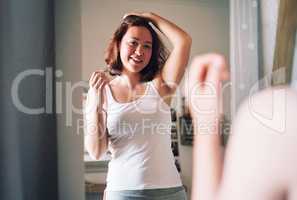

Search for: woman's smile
xmin=129 ymin=55 xmax=143 ymax=64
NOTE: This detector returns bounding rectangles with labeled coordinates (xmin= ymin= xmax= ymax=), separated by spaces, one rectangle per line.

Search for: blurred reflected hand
xmin=185 ymin=54 xmax=229 ymax=126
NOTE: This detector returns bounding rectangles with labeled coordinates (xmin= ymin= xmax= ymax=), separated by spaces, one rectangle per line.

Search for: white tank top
xmin=105 ymin=80 xmax=182 ymax=191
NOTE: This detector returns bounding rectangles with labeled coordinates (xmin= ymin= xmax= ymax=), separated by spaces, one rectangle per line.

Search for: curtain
xmin=230 ymin=0 xmax=260 ymax=117
xmin=293 ymin=32 xmax=297 ymax=87
xmin=0 ymin=0 xmax=58 ymax=199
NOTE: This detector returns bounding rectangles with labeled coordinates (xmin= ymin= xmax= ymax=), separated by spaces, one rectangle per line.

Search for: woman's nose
xmin=135 ymin=45 xmax=144 ymax=56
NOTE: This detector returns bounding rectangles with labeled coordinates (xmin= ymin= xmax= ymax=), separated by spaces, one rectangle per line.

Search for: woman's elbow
xmin=184 ymin=33 xmax=192 ymax=45
xmin=87 ymin=147 xmax=101 ymax=161
xmin=174 ymin=33 xmax=192 ymax=48
xmin=90 ymin=151 xmax=101 ymax=161
xmin=85 ymin=140 xmax=108 ymax=161
xmin=85 ymin=142 xmax=100 ymax=160
xmin=180 ymin=33 xmax=192 ymax=47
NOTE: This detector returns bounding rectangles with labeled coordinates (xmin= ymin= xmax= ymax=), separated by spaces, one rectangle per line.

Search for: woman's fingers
xmin=194 ymin=54 xmax=228 ymax=85
xmin=94 ymin=77 xmax=102 ymax=89
xmin=97 ymin=81 xmax=108 ymax=94
xmin=86 ymin=71 xmax=109 ymax=111
xmin=89 ymin=71 xmax=109 ymax=89
xmin=221 ymin=67 xmax=229 ymax=81
xmin=89 ymin=72 xmax=96 ymax=84
xmin=185 ymin=54 xmax=229 ymax=116
xmin=94 ymin=77 xmax=107 ymax=90
xmin=123 ymin=12 xmax=142 ymax=19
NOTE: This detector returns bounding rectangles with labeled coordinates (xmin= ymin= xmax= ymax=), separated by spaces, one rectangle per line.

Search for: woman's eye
xmin=144 ymin=45 xmax=152 ymax=49
xmin=128 ymin=41 xmax=137 ymax=46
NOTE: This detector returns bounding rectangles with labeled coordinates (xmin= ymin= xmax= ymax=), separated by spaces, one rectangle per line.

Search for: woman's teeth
xmin=130 ymin=57 xmax=142 ymax=63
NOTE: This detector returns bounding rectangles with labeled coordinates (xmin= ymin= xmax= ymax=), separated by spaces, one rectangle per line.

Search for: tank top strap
xmin=147 ymin=80 xmax=160 ymax=96
xmin=147 ymin=80 xmax=171 ymax=110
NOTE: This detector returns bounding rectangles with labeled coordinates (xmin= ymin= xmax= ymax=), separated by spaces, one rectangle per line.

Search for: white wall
xmin=81 ymin=0 xmax=229 ymax=198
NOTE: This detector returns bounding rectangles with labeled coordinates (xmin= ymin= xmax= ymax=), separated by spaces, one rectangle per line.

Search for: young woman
xmin=85 ymin=12 xmax=191 ymax=200
xmin=186 ymin=54 xmax=297 ymax=200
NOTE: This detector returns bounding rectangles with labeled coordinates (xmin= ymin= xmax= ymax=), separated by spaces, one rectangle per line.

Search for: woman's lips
xmin=130 ymin=56 xmax=143 ymax=64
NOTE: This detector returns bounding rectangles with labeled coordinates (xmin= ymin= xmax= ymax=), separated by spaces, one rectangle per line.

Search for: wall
xmin=55 ymin=0 xmax=85 ymax=199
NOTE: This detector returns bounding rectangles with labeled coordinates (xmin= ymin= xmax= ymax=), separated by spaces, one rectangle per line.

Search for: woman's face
xmin=119 ymin=26 xmax=153 ymax=73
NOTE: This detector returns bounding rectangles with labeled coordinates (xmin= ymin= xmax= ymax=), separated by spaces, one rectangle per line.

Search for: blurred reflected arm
xmin=188 ymin=54 xmax=227 ymax=200
xmin=216 ymin=87 xmax=297 ymax=200
xmin=191 ymin=86 xmax=297 ymax=200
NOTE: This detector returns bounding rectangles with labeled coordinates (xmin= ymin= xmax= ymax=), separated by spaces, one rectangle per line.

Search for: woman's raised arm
xmin=126 ymin=12 xmax=192 ymax=93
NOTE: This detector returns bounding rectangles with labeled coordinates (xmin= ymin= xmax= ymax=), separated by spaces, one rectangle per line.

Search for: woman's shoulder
xmin=108 ymin=76 xmax=119 ymax=86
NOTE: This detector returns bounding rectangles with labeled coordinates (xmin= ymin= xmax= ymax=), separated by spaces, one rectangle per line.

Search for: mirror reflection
xmin=82 ymin=1 xmax=229 ymax=200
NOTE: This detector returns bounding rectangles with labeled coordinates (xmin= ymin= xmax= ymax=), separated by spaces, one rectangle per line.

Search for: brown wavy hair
xmin=104 ymin=15 xmax=169 ymax=82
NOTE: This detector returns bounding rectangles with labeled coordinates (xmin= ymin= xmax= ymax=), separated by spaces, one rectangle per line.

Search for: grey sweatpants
xmin=105 ymin=186 xmax=187 ymax=200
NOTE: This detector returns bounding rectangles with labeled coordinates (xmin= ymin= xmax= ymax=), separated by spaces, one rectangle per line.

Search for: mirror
xmin=81 ymin=0 xmax=229 ymax=199
xmin=53 ymin=0 xmax=297 ymax=199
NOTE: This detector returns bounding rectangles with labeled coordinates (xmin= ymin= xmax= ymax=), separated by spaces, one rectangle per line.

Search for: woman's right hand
xmin=86 ymin=70 xmax=109 ymax=112
xmin=187 ymin=54 xmax=229 ymax=200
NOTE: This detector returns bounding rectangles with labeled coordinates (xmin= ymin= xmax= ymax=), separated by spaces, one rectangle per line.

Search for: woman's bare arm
xmin=143 ymin=12 xmax=191 ymax=91
xmin=217 ymin=87 xmax=297 ymax=200
xmin=186 ymin=54 xmax=228 ymax=200
xmin=188 ymin=53 xmax=297 ymax=200
xmin=126 ymin=12 xmax=192 ymax=93
xmin=84 ymin=71 xmax=109 ymax=160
